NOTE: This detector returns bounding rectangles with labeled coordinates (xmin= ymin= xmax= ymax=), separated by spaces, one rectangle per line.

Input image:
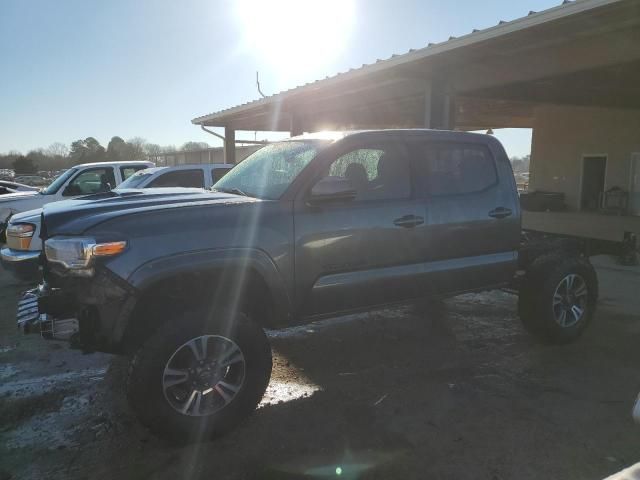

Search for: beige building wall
xmin=530 ymin=105 xmax=640 ymax=211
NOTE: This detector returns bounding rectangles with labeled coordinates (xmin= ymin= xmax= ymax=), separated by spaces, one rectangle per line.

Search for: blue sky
xmin=0 ymin=0 xmax=561 ymax=157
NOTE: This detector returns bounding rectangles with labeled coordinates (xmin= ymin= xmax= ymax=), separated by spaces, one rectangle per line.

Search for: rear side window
xmin=148 ymin=169 xmax=205 ymax=188
xmin=413 ymin=143 xmax=497 ymax=196
xmin=211 ymin=167 xmax=231 ymax=185
xmin=120 ymin=165 xmax=147 ymax=181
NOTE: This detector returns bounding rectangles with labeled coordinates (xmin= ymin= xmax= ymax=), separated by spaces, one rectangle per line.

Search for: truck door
xmin=410 ymin=140 xmax=520 ymax=295
xmin=293 ymin=141 xmax=424 ymax=316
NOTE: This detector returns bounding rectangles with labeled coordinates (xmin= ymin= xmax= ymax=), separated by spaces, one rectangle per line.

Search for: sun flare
xmin=235 ymin=0 xmax=355 ymax=78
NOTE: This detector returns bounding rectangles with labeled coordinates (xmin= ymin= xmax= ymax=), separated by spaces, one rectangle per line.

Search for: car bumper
xmin=17 ymin=269 xmax=134 ymax=352
xmin=16 ymin=284 xmax=79 ymax=340
xmin=0 ymin=247 xmax=41 ymax=280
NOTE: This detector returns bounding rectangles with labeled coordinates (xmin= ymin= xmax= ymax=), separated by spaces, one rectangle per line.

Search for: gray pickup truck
xmin=16 ymin=130 xmax=598 ymax=443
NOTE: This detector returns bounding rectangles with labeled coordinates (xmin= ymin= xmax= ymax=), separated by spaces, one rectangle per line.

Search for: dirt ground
xmin=1 ymin=257 xmax=639 ymax=480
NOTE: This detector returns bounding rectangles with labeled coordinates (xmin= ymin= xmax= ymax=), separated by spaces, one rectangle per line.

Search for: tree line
xmin=3 ymin=137 xmax=530 ymax=175
xmin=0 ymin=137 xmax=210 ymax=174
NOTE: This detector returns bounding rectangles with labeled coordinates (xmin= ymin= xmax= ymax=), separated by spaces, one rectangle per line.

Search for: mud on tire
xmin=126 ymin=309 xmax=272 ymax=443
xmin=518 ymin=254 xmax=598 ymax=344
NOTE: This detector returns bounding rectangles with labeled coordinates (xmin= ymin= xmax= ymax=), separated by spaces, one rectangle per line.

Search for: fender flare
xmin=111 ymin=248 xmax=293 ymax=343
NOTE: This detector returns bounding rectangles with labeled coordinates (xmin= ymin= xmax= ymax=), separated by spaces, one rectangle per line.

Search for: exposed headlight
xmin=7 ymin=223 xmax=35 ymax=250
xmin=44 ymin=236 xmax=127 ymax=274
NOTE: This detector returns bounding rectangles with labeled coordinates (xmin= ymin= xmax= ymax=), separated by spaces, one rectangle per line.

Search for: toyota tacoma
xmin=15 ymin=130 xmax=598 ymax=442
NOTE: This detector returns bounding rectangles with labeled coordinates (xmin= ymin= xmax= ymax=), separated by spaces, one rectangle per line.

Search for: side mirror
xmin=308 ymin=177 xmax=356 ymax=204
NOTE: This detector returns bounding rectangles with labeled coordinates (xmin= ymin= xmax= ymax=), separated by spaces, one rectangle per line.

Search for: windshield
xmin=213 ymin=141 xmax=321 ymax=199
xmin=41 ymin=168 xmax=77 ymax=195
xmin=117 ymin=170 xmax=153 ymax=189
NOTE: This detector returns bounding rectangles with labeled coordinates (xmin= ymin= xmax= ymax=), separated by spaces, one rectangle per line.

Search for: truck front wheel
xmin=518 ymin=254 xmax=598 ymax=344
xmin=126 ymin=309 xmax=272 ymax=443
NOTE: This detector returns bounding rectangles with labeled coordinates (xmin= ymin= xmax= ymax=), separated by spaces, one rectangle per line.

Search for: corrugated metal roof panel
xmin=191 ymin=0 xmax=623 ymax=125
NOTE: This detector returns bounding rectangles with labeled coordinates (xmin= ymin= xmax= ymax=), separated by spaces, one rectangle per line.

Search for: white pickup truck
xmin=0 ymin=163 xmax=232 ymax=279
xmin=0 ymin=161 xmax=152 ymax=273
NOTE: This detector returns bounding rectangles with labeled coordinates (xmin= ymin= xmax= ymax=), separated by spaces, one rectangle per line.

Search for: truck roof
xmin=289 ymin=129 xmax=494 ymax=143
xmin=75 ymin=160 xmax=154 ymax=168
xmin=144 ymin=163 xmax=233 ymax=172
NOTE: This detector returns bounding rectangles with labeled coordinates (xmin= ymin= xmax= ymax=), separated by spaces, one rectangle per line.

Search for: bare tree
xmin=144 ymin=143 xmax=162 ymax=156
xmin=181 ymin=141 xmax=209 ymax=152
xmin=46 ymin=142 xmax=69 ymax=158
xmin=127 ymin=137 xmax=147 ymax=161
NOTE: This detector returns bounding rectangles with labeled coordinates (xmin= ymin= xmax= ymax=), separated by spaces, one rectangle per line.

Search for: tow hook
xmin=40 ymin=315 xmax=79 ymax=341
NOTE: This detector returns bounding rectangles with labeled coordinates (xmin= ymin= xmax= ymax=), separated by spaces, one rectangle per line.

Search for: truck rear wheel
xmin=518 ymin=254 xmax=598 ymax=344
xmin=126 ymin=309 xmax=272 ymax=443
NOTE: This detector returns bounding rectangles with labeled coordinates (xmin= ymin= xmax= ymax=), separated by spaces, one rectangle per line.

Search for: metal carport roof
xmin=192 ymin=0 xmax=640 ymax=133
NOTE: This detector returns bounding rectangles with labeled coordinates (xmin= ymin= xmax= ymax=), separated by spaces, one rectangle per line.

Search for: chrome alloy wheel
xmin=162 ymin=335 xmax=245 ymax=417
xmin=552 ymin=273 xmax=588 ymax=328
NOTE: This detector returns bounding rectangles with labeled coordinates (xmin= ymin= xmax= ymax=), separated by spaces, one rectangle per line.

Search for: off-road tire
xmin=126 ymin=309 xmax=272 ymax=443
xmin=518 ymin=254 xmax=598 ymax=344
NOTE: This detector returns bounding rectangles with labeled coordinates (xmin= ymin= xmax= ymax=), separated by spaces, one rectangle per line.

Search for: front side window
xmin=214 ymin=141 xmax=322 ymax=199
xmin=63 ymin=167 xmax=116 ymax=196
xmin=413 ymin=143 xmax=497 ymax=196
xmin=148 ymin=169 xmax=205 ymax=188
xmin=318 ymin=145 xmax=411 ymax=201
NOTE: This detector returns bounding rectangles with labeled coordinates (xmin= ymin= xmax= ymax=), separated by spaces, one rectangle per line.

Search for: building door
xmin=630 ymin=153 xmax=640 ymax=216
xmin=581 ymin=156 xmax=607 ymax=211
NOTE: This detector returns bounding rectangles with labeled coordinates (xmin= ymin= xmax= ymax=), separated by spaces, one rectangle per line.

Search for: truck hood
xmin=42 ymin=187 xmax=257 ymax=237
xmin=0 ymin=190 xmax=40 ymax=202
xmin=10 ymin=188 xmax=209 ymax=227
xmin=0 ymin=191 xmax=47 ymax=223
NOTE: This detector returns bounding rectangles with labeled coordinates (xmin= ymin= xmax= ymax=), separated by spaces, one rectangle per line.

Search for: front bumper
xmin=16 ymin=284 xmax=79 ymax=341
xmin=17 ymin=269 xmax=134 ymax=352
xmin=1 ymin=247 xmax=41 ymax=280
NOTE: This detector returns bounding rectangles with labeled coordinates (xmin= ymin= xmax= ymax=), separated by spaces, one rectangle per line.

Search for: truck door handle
xmin=393 ymin=215 xmax=424 ymax=228
xmin=488 ymin=207 xmax=512 ymax=219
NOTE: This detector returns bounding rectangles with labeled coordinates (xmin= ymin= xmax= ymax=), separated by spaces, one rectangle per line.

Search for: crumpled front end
xmin=16 ymin=283 xmax=79 ymax=342
xmin=16 ymin=268 xmax=135 ymax=353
